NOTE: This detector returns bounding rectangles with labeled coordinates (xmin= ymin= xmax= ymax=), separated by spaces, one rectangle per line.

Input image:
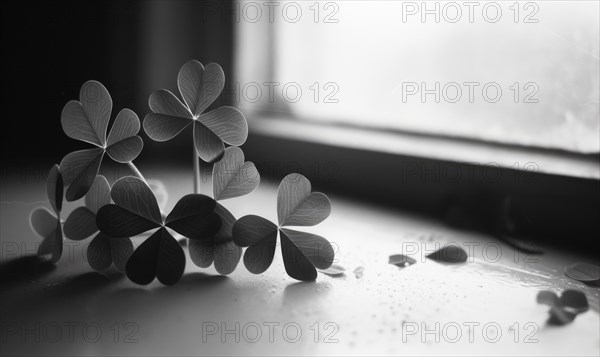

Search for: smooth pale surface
xmin=1 ymin=168 xmax=599 ymax=356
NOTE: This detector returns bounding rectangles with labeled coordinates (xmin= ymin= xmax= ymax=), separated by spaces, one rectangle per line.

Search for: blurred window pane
xmin=237 ymin=1 xmax=599 ymax=153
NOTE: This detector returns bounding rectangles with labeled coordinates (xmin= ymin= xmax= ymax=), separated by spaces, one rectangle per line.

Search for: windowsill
xmin=2 ymin=172 xmax=599 ymax=356
xmin=249 ymin=115 xmax=600 ymax=180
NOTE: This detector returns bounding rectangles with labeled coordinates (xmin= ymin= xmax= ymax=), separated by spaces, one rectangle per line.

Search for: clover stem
xmin=127 ymin=162 xmax=148 ymax=185
xmin=193 ymin=148 xmax=201 ymax=194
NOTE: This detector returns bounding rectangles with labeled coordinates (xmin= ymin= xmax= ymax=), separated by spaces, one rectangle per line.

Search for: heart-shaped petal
xmin=30 ymin=208 xmax=58 ymax=238
xmin=537 ymin=290 xmax=559 ymax=306
xmin=389 ymin=254 xmax=417 ymax=268
xmin=243 ymin=234 xmax=277 ymax=275
xmin=79 ymin=81 xmax=112 ymax=146
xmin=106 ymin=136 xmax=143 ymax=163
xmin=64 ymin=207 xmax=97 ymax=240
xmin=233 ymin=215 xmax=278 ymax=247
xmin=110 ymin=236 xmax=134 ymax=272
xmin=125 ymin=230 xmax=159 ymax=284
xmin=212 ymin=204 xmax=236 ymax=244
xmin=277 ymin=173 xmax=331 ymax=227
xmin=548 ymin=305 xmax=577 ymax=325
xmin=86 ymin=233 xmax=133 ymax=272
xmin=106 ymin=109 xmax=141 ymax=147
xmin=189 ymin=240 xmax=214 ymax=268
xmin=149 ymin=89 xmax=193 ymax=118
xmin=281 ymin=193 xmax=330 ymax=227
xmin=279 ymin=228 xmax=334 ymax=270
xmin=537 ymin=289 xmax=589 ymax=325
xmin=143 ymin=113 xmax=192 ymax=142
xmin=47 ymin=165 xmax=63 ymax=214
xmin=194 ymin=121 xmax=225 ymax=163
xmin=198 ymin=106 xmax=248 ymax=146
xmin=178 ymin=61 xmax=225 ymax=117
xmin=96 ymin=204 xmax=160 ymax=238
xmin=85 ymin=175 xmax=111 ymax=215
xmin=560 ymin=289 xmax=589 ymax=313
xmin=106 ymin=109 xmax=143 ymax=163
xmin=158 ymin=228 xmax=187 ymax=285
xmin=111 ymin=177 xmax=162 ymax=225
xmin=60 ymin=148 xmax=104 ymax=201
xmin=190 ymin=240 xmax=242 ymax=274
xmin=165 ymin=194 xmax=221 ymax=239
xmin=125 ymin=227 xmax=185 ymax=285
xmin=37 ymin=221 xmax=63 ymax=263
xmin=87 ymin=232 xmax=112 ymax=271
xmin=61 ymin=81 xmax=112 ymax=147
xmin=213 ymin=240 xmax=242 ymax=275
xmin=188 ymin=204 xmax=241 ymax=274
xmin=280 ymin=230 xmax=317 ymax=281
xmin=233 ymin=215 xmax=278 ymax=274
xmin=61 ymin=101 xmax=103 ymax=147
xmin=213 ymin=147 xmax=260 ymax=201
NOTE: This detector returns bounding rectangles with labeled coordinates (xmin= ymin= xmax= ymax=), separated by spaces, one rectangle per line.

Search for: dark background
xmin=1 ymin=0 xmax=235 ymax=170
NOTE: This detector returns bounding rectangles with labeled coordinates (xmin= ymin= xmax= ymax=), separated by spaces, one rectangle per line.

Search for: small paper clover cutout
xmin=60 ymin=80 xmax=144 ymax=201
xmin=318 ymin=263 xmax=346 ymax=276
xmin=389 ymin=254 xmax=417 ymax=268
xmin=425 ymin=245 xmax=468 ymax=263
xmin=143 ymin=60 xmax=248 ymax=163
xmin=96 ymin=176 xmax=222 ymax=285
xmin=537 ymin=289 xmax=589 ymax=325
xmin=63 ymin=175 xmax=133 ymax=272
xmin=30 ymin=165 xmax=63 ymax=263
xmin=564 ymin=262 xmax=600 ymax=285
xmin=233 ymin=173 xmax=334 ymax=281
xmin=189 ymin=147 xmax=260 ymax=274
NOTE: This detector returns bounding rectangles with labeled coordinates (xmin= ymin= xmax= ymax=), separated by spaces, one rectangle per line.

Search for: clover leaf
xmin=60 ymin=81 xmax=144 ymax=201
xmin=143 ymin=60 xmax=248 ymax=163
xmin=212 ymin=147 xmax=260 ymax=201
xmin=537 ymin=289 xmax=589 ymax=325
xmin=96 ymin=176 xmax=221 ymax=285
xmin=232 ymin=173 xmax=334 ymax=281
xmin=63 ymin=175 xmax=133 ymax=272
xmin=29 ymin=165 xmax=63 ymax=263
xmin=389 ymin=254 xmax=417 ymax=268
xmin=189 ymin=203 xmax=239 ymax=275
xmin=189 ymin=147 xmax=260 ymax=275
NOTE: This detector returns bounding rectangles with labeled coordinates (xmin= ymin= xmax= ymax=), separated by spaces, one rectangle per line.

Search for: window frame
xmin=233 ymin=3 xmax=600 ymax=248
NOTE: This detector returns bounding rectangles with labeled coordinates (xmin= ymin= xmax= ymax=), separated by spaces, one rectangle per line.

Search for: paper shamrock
xmin=537 ymin=289 xmax=589 ymax=325
xmin=96 ymin=176 xmax=221 ymax=285
xmin=29 ymin=165 xmax=64 ymax=263
xmin=233 ymin=174 xmax=335 ymax=281
xmin=63 ymin=175 xmax=133 ymax=272
xmin=189 ymin=147 xmax=260 ymax=274
xmin=60 ymin=80 xmax=144 ymax=201
xmin=143 ymin=60 xmax=248 ymax=163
